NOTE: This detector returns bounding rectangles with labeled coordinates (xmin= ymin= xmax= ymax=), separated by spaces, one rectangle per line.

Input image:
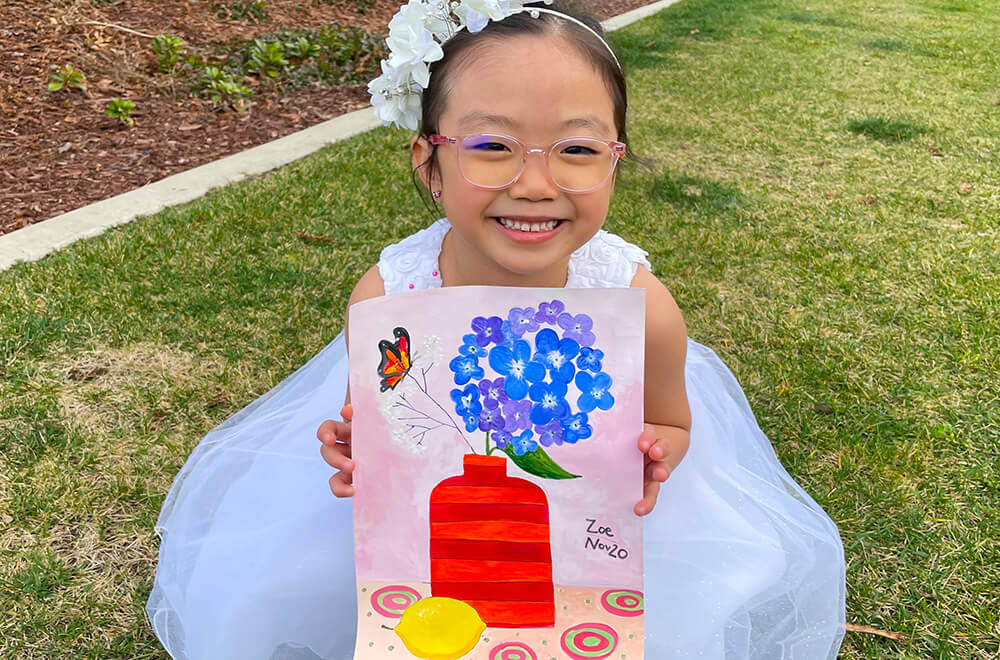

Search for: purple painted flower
xmin=510 ymin=429 xmax=538 ymax=456
xmin=478 ymin=377 xmax=508 ymax=410
xmin=458 ymin=333 xmax=488 ymax=358
xmin=533 ymin=328 xmax=579 ymax=382
xmin=575 ymin=371 xmax=614 ymax=412
xmin=534 ymin=300 xmax=565 ymax=325
xmin=577 ymin=346 xmax=604 ymax=372
xmin=449 ymin=354 xmax=484 ymax=385
xmin=450 ymin=384 xmax=482 ymax=417
xmin=488 ymin=339 xmax=546 ymax=400
xmin=557 ymin=312 xmax=596 ymax=347
xmin=528 ymin=380 xmax=570 ymax=425
xmin=508 ymin=307 xmax=539 ymax=337
xmin=478 ymin=406 xmax=506 ymax=432
xmin=471 ymin=315 xmax=504 ymax=347
xmin=561 ymin=412 xmax=592 ymax=444
xmin=492 ymin=429 xmax=513 ymax=449
xmin=536 ymin=420 xmax=564 ymax=447
xmin=502 ymin=399 xmax=532 ymax=433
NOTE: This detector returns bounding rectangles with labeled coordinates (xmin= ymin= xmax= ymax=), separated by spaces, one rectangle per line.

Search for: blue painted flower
xmin=528 ymin=380 xmax=570 ymax=425
xmin=450 ymin=384 xmax=482 ymax=418
xmin=449 ymin=354 xmax=484 ymax=385
xmin=471 ymin=315 xmax=505 ymax=347
xmin=499 ymin=320 xmax=516 ymax=349
xmin=577 ymin=346 xmax=604 ymax=372
xmin=488 ymin=339 xmax=546 ymax=400
xmin=510 ymin=429 xmax=538 ymax=456
xmin=508 ymin=307 xmax=539 ymax=337
xmin=533 ymin=328 xmax=579 ymax=382
xmin=478 ymin=406 xmax=506 ymax=432
xmin=502 ymin=399 xmax=532 ymax=433
xmin=478 ymin=377 xmax=508 ymax=410
xmin=557 ymin=312 xmax=596 ymax=347
xmin=458 ymin=333 xmax=488 ymax=359
xmin=535 ymin=420 xmax=564 ymax=447
xmin=461 ymin=412 xmax=479 ymax=433
xmin=575 ymin=371 xmax=614 ymax=412
xmin=561 ymin=412 xmax=592 ymax=444
xmin=534 ymin=299 xmax=565 ymax=325
xmin=492 ymin=429 xmax=513 ymax=450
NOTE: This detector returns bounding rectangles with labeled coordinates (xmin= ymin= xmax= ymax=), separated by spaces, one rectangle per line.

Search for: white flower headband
xmin=368 ymin=0 xmax=621 ymax=130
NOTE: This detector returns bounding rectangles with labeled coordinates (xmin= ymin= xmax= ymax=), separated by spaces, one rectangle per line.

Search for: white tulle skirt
xmin=146 ymin=333 xmax=845 ymax=660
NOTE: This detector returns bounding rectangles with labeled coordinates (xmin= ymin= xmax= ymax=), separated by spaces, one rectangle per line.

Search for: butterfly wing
xmin=377 ymin=327 xmax=412 ymax=391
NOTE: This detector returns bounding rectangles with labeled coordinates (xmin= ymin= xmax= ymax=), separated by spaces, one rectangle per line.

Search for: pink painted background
xmin=348 ymin=286 xmax=645 ymax=589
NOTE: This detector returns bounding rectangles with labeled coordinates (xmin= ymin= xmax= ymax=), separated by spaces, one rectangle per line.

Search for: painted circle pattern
xmin=600 ymin=589 xmax=644 ymax=617
xmin=369 ymin=585 xmax=421 ymax=617
xmin=490 ymin=641 xmax=538 ymax=660
xmin=560 ymin=622 xmax=618 ymax=659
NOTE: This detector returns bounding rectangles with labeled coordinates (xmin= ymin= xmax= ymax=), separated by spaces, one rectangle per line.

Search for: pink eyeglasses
xmin=428 ymin=133 xmax=626 ymax=193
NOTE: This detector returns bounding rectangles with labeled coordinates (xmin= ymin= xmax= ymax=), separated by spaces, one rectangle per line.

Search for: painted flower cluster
xmin=448 ymin=300 xmax=615 ymax=456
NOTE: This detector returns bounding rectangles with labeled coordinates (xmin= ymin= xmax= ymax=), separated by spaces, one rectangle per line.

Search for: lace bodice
xmin=378 ymin=218 xmax=651 ymax=294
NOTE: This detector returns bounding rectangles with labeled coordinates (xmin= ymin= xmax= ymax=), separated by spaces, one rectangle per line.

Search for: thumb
xmin=340 ymin=403 xmax=354 ymax=422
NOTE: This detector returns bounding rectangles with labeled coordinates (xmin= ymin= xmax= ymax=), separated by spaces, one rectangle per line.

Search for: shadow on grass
xmin=651 ymin=173 xmax=746 ymax=216
xmin=847 ymin=117 xmax=927 ymax=143
xmin=777 ymin=11 xmax=853 ymax=27
xmin=865 ymin=38 xmax=936 ymax=56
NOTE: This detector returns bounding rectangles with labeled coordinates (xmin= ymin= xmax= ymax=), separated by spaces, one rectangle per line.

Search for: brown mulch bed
xmin=1 ymin=0 xmax=655 ymax=236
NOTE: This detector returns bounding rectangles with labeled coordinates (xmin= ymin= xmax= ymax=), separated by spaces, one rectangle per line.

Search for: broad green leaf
xmin=502 ymin=444 xmax=580 ymax=480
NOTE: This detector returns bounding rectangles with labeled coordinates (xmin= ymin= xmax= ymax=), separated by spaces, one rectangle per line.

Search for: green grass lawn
xmin=2 ymin=0 xmax=998 ymax=657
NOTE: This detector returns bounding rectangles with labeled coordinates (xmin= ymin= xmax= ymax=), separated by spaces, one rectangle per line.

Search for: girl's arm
xmin=318 ymin=265 xmax=386 ymax=497
xmin=631 ymin=265 xmax=692 ymax=516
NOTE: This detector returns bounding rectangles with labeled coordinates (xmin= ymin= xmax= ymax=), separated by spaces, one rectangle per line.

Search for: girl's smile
xmin=492 ymin=216 xmax=566 ymax=243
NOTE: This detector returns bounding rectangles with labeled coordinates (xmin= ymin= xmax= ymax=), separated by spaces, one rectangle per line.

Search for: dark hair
xmin=412 ymin=0 xmax=630 ymax=212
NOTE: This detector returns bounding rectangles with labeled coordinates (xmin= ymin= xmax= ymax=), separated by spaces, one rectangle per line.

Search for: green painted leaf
xmin=501 ymin=444 xmax=580 ymax=480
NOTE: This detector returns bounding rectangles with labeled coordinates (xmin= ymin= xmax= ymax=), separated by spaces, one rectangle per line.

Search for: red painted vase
xmin=429 ymin=454 xmax=555 ymax=627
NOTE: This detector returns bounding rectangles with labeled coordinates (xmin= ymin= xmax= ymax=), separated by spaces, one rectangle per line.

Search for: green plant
xmin=200 ymin=66 xmax=252 ymax=110
xmin=214 ymin=0 xmax=268 ymax=22
xmin=152 ymin=35 xmax=185 ymax=73
xmin=285 ymin=36 xmax=320 ymax=62
xmin=247 ymin=39 xmax=289 ymax=78
xmin=47 ymin=64 xmax=87 ymax=93
xmin=104 ymin=98 xmax=136 ymax=126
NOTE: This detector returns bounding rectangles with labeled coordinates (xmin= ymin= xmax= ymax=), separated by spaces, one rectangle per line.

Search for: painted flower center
xmin=511 ymin=360 xmax=525 ymax=378
xmin=542 ymin=394 xmax=558 ymax=408
xmin=548 ymin=351 xmax=564 ymax=367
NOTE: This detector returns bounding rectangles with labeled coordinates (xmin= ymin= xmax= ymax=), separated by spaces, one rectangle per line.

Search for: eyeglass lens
xmin=457 ymin=135 xmax=615 ymax=192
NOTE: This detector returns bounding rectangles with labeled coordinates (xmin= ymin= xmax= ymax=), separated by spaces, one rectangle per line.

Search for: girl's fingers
xmin=644 ymin=459 xmax=670 ymax=484
xmin=329 ymin=471 xmax=355 ymax=498
xmin=634 ymin=479 xmax=660 ymax=516
xmin=340 ymin=403 xmax=354 ymax=422
xmin=637 ymin=427 xmax=657 ymax=452
xmin=317 ymin=419 xmax=352 ymax=447
xmin=320 ymin=442 xmax=354 ymax=471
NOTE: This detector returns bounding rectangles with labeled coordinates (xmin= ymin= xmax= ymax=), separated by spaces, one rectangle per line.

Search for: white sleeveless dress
xmin=147 ymin=219 xmax=846 ymax=660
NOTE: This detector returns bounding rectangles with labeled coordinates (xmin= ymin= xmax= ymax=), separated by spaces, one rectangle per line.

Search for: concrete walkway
xmin=0 ymin=0 xmax=681 ymax=272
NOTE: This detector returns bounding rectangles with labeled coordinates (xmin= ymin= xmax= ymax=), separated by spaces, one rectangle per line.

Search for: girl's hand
xmin=318 ymin=404 xmax=355 ymax=498
xmin=635 ymin=422 xmax=689 ymax=516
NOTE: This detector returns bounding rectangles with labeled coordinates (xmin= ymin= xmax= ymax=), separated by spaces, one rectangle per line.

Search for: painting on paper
xmin=348 ymin=286 xmax=646 ymax=660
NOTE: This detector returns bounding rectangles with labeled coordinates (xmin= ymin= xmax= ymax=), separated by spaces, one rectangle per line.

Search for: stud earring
xmin=432 ymin=190 xmax=442 ymax=199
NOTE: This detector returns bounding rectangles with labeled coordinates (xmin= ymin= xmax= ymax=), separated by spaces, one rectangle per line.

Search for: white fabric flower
xmin=368 ymin=60 xmax=423 ymax=130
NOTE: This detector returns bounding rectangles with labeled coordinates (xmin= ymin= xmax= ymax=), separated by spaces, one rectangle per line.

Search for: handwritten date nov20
xmin=585 ymin=518 xmax=629 ymax=559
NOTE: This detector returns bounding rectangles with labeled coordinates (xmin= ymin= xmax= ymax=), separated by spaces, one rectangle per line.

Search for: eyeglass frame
xmin=426 ymin=133 xmax=627 ymax=194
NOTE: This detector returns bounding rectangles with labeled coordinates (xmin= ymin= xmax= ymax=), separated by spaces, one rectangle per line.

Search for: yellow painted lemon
xmin=394 ymin=597 xmax=486 ymax=660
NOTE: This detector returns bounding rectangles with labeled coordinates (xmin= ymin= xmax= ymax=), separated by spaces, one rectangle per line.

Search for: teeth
xmin=498 ymin=218 xmax=558 ymax=232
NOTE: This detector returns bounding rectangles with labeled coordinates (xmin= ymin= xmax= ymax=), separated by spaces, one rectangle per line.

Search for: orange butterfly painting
xmin=377 ymin=327 xmax=411 ymax=392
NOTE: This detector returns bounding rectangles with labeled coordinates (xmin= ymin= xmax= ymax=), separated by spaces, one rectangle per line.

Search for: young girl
xmin=147 ymin=2 xmax=846 ymax=659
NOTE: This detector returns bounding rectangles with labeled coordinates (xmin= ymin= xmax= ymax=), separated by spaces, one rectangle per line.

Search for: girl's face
xmin=413 ymin=34 xmax=619 ymax=286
